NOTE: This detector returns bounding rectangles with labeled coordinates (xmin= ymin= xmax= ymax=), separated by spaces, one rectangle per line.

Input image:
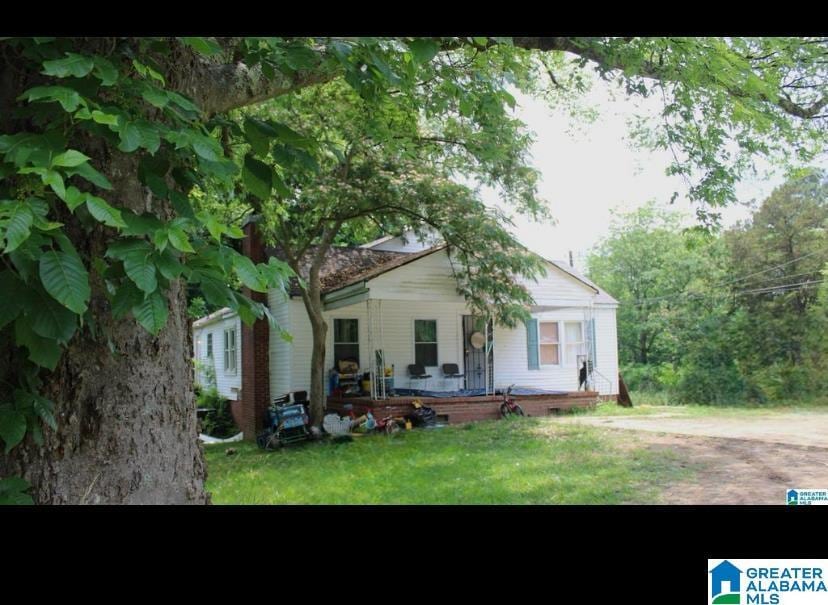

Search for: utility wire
xmin=628 ymin=247 xmax=828 ymax=306
xmin=628 ymin=279 xmax=826 ymax=307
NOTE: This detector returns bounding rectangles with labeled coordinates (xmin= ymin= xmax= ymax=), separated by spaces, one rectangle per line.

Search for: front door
xmin=463 ymin=315 xmax=493 ymax=390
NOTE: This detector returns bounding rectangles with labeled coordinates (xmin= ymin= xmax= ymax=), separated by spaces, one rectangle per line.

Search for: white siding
xmin=593 ymin=305 xmax=619 ymax=395
xmin=366 ymin=230 xmax=440 ymax=253
xmin=368 ymin=250 xmax=464 ymax=302
xmin=268 ymin=289 xmax=292 ymax=397
xmin=193 ymin=314 xmax=241 ymax=401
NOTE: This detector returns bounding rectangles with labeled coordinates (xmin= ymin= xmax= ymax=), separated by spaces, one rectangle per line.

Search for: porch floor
xmin=327 ymin=391 xmax=600 ymax=424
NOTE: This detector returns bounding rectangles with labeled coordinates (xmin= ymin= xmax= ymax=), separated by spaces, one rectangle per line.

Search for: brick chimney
xmin=239 ymin=215 xmax=270 ymax=440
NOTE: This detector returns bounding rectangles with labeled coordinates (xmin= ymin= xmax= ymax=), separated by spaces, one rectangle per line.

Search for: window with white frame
xmin=224 ymin=328 xmax=237 ymax=373
xmin=539 ymin=321 xmax=560 ymax=365
xmin=564 ymin=321 xmax=585 ymax=366
xmin=414 ymin=319 xmax=438 ymax=367
xmin=206 ymin=333 xmax=213 ymax=358
xmin=333 ymin=318 xmax=360 ymax=364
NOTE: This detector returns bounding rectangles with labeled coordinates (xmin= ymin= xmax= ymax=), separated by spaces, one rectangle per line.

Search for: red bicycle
xmin=499 ymin=384 xmax=525 ymax=418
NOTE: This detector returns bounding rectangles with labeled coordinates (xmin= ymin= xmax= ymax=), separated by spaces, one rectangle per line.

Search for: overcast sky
xmin=484 ymin=79 xmax=823 ymax=271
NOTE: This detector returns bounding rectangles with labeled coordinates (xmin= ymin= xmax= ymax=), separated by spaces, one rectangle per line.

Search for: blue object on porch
xmin=391 ymin=387 xmax=567 ymax=398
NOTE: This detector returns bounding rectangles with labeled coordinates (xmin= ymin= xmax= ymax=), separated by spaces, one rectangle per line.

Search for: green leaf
xmin=166 ymin=226 xmax=194 ymax=253
xmin=0 ymin=409 xmax=27 ymax=454
xmin=190 ymin=134 xmax=221 ymax=162
xmin=233 ymin=254 xmax=267 ymax=292
xmin=42 ymin=169 xmax=66 ymax=200
xmin=117 ymin=121 xmax=142 ymax=153
xmin=42 ymin=53 xmax=95 ymax=78
xmin=141 ymin=86 xmax=169 ymax=109
xmin=14 ymin=318 xmax=62 ymax=370
xmin=243 ymin=117 xmax=278 ymax=157
xmin=32 ymin=396 xmax=57 ymax=431
xmin=155 ymin=249 xmax=185 ymax=280
xmin=91 ymin=110 xmax=119 ymax=126
xmin=123 ymin=250 xmax=157 ymax=294
xmin=284 ymin=46 xmax=318 ymax=71
xmin=92 ymin=57 xmax=119 ymax=86
xmin=0 ymin=478 xmax=34 ymax=504
xmin=86 ymin=195 xmax=126 ymax=228
xmin=20 ymin=85 xmax=83 ymax=112
xmin=0 ymin=271 xmax=23 ymax=329
xmin=242 ymin=154 xmax=272 ymax=201
xmin=52 ymin=149 xmax=90 ymax=168
xmin=63 ymin=186 xmax=87 ymax=212
xmin=64 ymin=161 xmax=113 ymax=190
xmin=21 ymin=285 xmax=78 ymax=343
xmin=121 ymin=211 xmax=163 ymax=236
xmin=407 ymin=39 xmax=439 ymax=64
xmin=39 ymin=250 xmax=91 ymax=314
xmin=170 ymin=190 xmax=195 ymax=219
xmin=111 ymin=280 xmax=144 ymax=319
xmin=3 ymin=203 xmax=34 ymax=253
xmin=132 ymin=290 xmax=168 ymax=335
xmin=180 ymin=37 xmax=223 ymax=56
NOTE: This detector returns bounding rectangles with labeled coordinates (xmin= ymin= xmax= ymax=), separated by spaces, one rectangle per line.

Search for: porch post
xmin=240 ymin=215 xmax=271 ymax=440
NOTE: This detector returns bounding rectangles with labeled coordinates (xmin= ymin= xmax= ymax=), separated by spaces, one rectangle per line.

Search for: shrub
xmin=198 ymin=387 xmax=238 ymax=439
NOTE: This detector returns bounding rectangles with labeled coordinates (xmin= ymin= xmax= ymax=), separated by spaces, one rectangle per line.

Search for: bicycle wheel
xmin=499 ymin=402 xmax=512 ymax=418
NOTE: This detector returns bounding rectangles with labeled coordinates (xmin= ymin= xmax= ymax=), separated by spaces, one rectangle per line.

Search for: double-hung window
xmin=539 ymin=321 xmax=560 ymax=365
xmin=414 ymin=320 xmax=438 ymax=367
xmin=206 ymin=333 xmax=213 ymax=358
xmin=224 ymin=328 xmax=237 ymax=373
xmin=333 ymin=319 xmax=359 ymax=364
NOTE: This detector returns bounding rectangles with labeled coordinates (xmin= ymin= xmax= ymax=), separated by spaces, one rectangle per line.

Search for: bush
xmin=620 ymin=363 xmax=677 ymax=392
xmin=198 ymin=387 xmax=238 ymax=439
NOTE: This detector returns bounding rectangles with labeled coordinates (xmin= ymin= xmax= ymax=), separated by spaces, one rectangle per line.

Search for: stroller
xmin=256 ymin=393 xmax=311 ymax=450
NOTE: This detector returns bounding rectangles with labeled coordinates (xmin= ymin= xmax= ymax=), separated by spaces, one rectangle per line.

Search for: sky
xmin=483 ymin=79 xmax=822 ymax=271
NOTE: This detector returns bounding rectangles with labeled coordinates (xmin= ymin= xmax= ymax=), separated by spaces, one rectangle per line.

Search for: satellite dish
xmin=469 ymin=331 xmax=486 ymax=349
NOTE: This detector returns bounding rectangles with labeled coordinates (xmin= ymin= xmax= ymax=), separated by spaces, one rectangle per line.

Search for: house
xmin=192 ymin=307 xmax=241 ymax=402
xmin=192 ymin=219 xmax=620 ymax=439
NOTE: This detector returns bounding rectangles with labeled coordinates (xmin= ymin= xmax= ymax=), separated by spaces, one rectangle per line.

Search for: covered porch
xmin=327 ymin=390 xmax=600 ymax=424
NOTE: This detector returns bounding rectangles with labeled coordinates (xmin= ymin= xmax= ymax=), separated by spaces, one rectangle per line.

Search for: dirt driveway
xmin=564 ymin=412 xmax=828 ymax=504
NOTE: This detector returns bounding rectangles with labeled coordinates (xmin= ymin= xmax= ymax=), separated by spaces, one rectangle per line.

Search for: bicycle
xmin=499 ymin=384 xmax=525 ymax=418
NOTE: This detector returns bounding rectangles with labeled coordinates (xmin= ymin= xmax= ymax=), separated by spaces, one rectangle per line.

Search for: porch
xmin=327 ymin=390 xmax=600 ymax=424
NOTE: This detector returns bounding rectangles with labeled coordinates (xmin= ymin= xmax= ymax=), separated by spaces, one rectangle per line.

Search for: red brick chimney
xmin=240 ymin=215 xmax=270 ymax=440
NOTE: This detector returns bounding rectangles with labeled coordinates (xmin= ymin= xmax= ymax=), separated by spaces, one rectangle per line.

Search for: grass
xmin=204 ymin=417 xmax=692 ymax=504
xmin=574 ymin=390 xmax=828 ymax=419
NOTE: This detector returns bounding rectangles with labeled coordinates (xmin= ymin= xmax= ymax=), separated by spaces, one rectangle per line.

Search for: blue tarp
xmin=390 ymin=387 xmax=567 ymax=398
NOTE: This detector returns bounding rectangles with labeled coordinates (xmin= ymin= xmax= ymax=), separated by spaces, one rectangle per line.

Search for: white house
xmin=192 ymin=307 xmax=241 ymax=402
xmin=192 ymin=225 xmax=620 ymax=437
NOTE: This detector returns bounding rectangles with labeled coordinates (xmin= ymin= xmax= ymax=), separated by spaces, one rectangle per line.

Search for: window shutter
xmin=525 ymin=318 xmax=539 ymax=370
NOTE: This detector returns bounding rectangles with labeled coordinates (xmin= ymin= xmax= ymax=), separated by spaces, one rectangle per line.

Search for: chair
xmin=442 ymin=363 xmax=464 ymax=390
xmin=408 ymin=364 xmax=432 ymax=390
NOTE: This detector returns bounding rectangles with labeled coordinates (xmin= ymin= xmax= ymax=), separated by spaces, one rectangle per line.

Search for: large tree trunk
xmin=0 ymin=42 xmax=208 ymax=504
xmin=299 ymin=277 xmax=328 ymax=428
xmin=0 ymin=154 xmax=208 ymax=504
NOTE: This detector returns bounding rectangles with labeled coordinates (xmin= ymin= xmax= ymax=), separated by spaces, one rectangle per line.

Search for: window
xmin=206 ymin=333 xmax=213 ymax=358
xmin=224 ymin=328 xmax=237 ymax=373
xmin=333 ymin=319 xmax=359 ymax=364
xmin=539 ymin=321 xmax=559 ymax=365
xmin=414 ymin=320 xmax=438 ymax=367
xmin=564 ymin=321 xmax=585 ymax=366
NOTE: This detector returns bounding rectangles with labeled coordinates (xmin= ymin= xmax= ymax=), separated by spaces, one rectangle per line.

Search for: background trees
xmin=587 ymin=169 xmax=828 ymax=404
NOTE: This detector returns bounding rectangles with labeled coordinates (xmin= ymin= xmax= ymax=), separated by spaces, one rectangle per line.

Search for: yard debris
xmin=225 ymin=448 xmax=237 ymax=456
xmin=199 ymin=432 xmax=243 ymax=444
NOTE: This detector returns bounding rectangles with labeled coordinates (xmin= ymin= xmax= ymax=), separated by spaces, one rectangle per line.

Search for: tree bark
xmin=0 ymin=150 xmax=207 ymax=504
xmin=0 ymin=41 xmax=207 ymax=504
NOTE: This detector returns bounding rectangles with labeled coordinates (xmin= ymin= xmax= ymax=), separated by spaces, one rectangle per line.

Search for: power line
xmin=628 ymin=279 xmax=826 ymax=307
xmin=628 ymin=247 xmax=828 ymax=306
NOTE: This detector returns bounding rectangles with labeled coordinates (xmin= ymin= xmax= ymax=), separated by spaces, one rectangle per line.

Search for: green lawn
xmin=204 ymin=417 xmax=692 ymax=504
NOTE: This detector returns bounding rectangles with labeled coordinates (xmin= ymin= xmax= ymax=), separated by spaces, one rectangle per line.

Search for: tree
xmin=1 ymin=37 xmax=825 ymax=503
